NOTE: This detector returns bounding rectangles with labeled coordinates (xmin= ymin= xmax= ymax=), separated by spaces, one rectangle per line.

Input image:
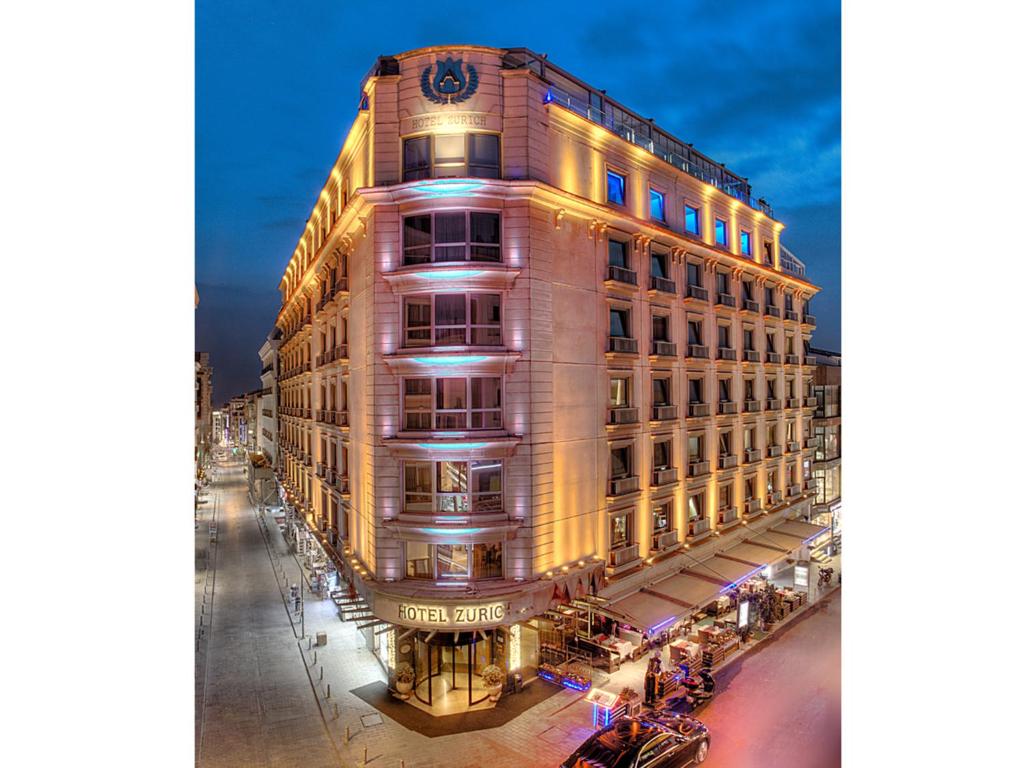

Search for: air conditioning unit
xmin=766 ymin=352 xmax=781 ymax=364
xmin=687 ymin=460 xmax=710 ymax=477
xmin=688 ymin=518 xmax=711 ymax=536
xmin=687 ymin=403 xmax=710 ymax=418
xmin=608 ymin=336 xmax=638 ymax=354
xmin=719 ymin=454 xmax=738 ymax=469
xmin=652 ymin=341 xmax=677 ymax=357
xmin=686 ymin=344 xmax=709 ymax=359
xmin=766 ymin=399 xmax=782 ymax=411
xmin=609 ymin=476 xmax=639 ymax=495
xmin=652 ymin=529 xmax=679 ymax=551
xmin=745 ymin=498 xmax=762 ymax=515
xmin=718 ymin=401 xmax=738 ymax=415
xmin=652 ymin=467 xmax=678 ymax=485
xmin=743 ymin=350 xmax=760 ymax=363
xmin=718 ymin=506 xmax=738 ymax=524
xmin=717 ymin=347 xmax=737 ymax=361
xmin=767 ymin=445 xmax=782 ymax=457
xmin=745 ymin=448 xmax=761 ymax=463
xmin=744 ymin=400 xmax=761 ymax=412
xmin=608 ymin=543 xmax=640 ymax=567
xmin=608 ymin=407 xmax=639 ymax=425
xmin=652 ymin=405 xmax=677 ymax=421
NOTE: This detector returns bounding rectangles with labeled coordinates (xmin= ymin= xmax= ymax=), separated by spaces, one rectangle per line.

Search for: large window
xmin=688 ymin=491 xmax=706 ymax=522
xmin=607 ymin=169 xmax=626 ymax=205
xmin=611 ymin=510 xmax=633 ymax=548
xmin=610 ymin=445 xmax=633 ymax=479
xmin=651 ymin=249 xmax=669 ymax=280
xmin=653 ymin=439 xmax=672 ymax=470
xmin=650 ymin=188 xmax=666 ymax=222
xmin=653 ymin=502 xmax=671 ymax=532
xmin=686 ymin=261 xmax=702 ymax=287
xmin=403 ymin=293 xmax=501 ymax=347
xmin=402 ymin=133 xmax=500 ymax=181
xmin=402 ymin=211 xmax=501 ymax=264
xmin=403 ymin=460 xmax=503 ymax=515
xmin=609 ymin=307 xmax=631 ymax=338
xmin=608 ymin=238 xmax=629 ymax=269
xmin=403 ymin=377 xmax=502 ymax=430
xmin=610 ymin=376 xmax=630 ymax=407
xmin=652 ymin=314 xmax=670 ymax=342
xmin=740 ymin=230 xmax=751 ymax=256
xmin=684 ymin=204 xmax=701 ymax=235
xmin=652 ymin=377 xmax=671 ymax=406
xmin=406 ymin=541 xmax=503 ymax=581
xmin=715 ymin=218 xmax=728 ymax=246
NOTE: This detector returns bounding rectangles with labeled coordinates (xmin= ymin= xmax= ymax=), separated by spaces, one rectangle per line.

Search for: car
xmin=559 ymin=716 xmax=710 ymax=768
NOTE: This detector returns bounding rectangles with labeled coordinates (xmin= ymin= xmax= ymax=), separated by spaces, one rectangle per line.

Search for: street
xmin=196 ymin=455 xmax=841 ymax=767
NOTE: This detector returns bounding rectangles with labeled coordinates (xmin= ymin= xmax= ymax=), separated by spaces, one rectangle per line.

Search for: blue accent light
xmin=562 ymin=678 xmax=591 ymax=692
xmin=421 ymin=527 xmax=485 ymax=536
xmin=650 ymin=188 xmax=665 ymax=222
xmin=415 ymin=442 xmax=486 ymax=451
xmin=410 ymin=180 xmax=484 ymax=199
xmin=649 ymin=615 xmax=678 ymax=633
xmin=416 ymin=270 xmax=484 ymax=280
xmin=411 ymin=355 xmax=488 ymax=366
xmin=607 ymin=170 xmax=626 ymax=206
xmin=543 ymin=89 xmax=554 ymax=104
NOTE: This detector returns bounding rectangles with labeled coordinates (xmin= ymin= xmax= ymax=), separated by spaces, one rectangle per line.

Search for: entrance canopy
xmin=771 ymin=519 xmax=830 ymax=544
xmin=604 ymin=590 xmax=681 ymax=635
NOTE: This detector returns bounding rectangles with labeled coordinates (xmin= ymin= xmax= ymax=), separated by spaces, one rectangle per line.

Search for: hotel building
xmin=258 ymin=331 xmax=281 ymax=467
xmin=272 ymin=46 xmax=822 ymax=713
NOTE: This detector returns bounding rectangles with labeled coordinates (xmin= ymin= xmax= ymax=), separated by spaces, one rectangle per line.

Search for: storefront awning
xmin=771 ymin=519 xmax=831 ymax=544
xmin=721 ymin=540 xmax=792 ymax=570
xmin=687 ymin=555 xmax=764 ymax=588
xmin=604 ymin=590 xmax=682 ymax=634
xmin=641 ymin=572 xmax=722 ymax=613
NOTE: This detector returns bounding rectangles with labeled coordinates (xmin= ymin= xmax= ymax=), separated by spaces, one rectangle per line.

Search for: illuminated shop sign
xmin=396 ymin=601 xmax=508 ymax=627
xmin=794 ymin=563 xmax=809 ymax=588
xmin=408 ymin=112 xmax=490 ymax=132
xmin=738 ymin=600 xmax=750 ymax=630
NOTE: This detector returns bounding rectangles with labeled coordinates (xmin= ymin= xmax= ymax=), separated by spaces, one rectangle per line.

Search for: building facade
xmin=195 ymin=352 xmax=213 ymax=479
xmin=809 ymin=347 xmax=841 ymax=542
xmin=272 ymin=46 xmax=821 ymax=712
xmin=258 ymin=332 xmax=281 ymax=466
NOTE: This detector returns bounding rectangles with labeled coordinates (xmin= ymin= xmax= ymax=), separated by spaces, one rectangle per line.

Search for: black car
xmin=559 ymin=716 xmax=710 ymax=768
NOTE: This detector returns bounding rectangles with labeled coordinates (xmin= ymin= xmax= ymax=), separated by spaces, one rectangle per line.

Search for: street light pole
xmin=300 ymin=568 xmax=305 ymax=640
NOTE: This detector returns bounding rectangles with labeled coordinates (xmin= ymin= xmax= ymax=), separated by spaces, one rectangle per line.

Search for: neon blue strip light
xmin=411 ymin=356 xmax=488 ymax=366
xmin=415 ymin=270 xmax=484 ymax=280
xmin=720 ymin=564 xmax=768 ymax=593
xmin=649 ymin=615 xmax=678 ymax=633
xmin=416 ymin=442 xmax=486 ymax=450
xmin=410 ymin=180 xmax=484 ymax=198
xmin=421 ymin=527 xmax=485 ymax=536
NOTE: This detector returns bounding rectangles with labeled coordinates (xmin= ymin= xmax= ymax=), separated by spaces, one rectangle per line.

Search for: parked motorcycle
xmin=818 ymin=567 xmax=834 ymax=588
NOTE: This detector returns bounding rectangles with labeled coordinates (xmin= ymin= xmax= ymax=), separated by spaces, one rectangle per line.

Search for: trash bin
xmin=513 ymin=672 xmax=523 ymax=693
xmin=316 ymin=631 xmax=327 ymax=647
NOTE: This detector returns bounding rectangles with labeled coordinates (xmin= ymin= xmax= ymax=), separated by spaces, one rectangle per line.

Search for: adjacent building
xmin=258 ymin=331 xmax=281 ymax=467
xmin=808 ymin=347 xmax=841 ymax=545
xmin=272 ymin=46 xmax=822 ymax=713
xmin=195 ymin=352 xmax=213 ymax=479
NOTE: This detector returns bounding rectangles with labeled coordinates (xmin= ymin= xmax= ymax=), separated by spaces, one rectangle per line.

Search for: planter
xmin=394 ymin=679 xmax=413 ymax=699
xmin=486 ymin=684 xmax=503 ymax=703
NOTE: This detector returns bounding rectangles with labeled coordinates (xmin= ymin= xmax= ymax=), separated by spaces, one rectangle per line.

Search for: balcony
xmin=718 ymin=454 xmax=738 ymax=470
xmin=685 ymin=285 xmax=708 ymax=302
xmin=786 ymin=397 xmax=802 ymax=409
xmin=608 ymin=475 xmax=640 ymax=496
xmin=766 ymin=398 xmax=781 ymax=411
xmin=717 ymin=346 xmax=736 ymax=361
xmin=743 ymin=399 xmax=761 ymax=413
xmin=743 ymin=349 xmax=760 ymax=363
xmin=687 ymin=402 xmax=710 ymax=418
xmin=718 ymin=401 xmax=738 ymax=415
xmin=325 ymin=468 xmax=336 ymax=485
xmin=805 ymin=396 xmax=818 ymax=408
xmin=744 ymin=448 xmax=762 ymax=464
xmin=716 ymin=293 xmax=736 ymax=309
xmin=651 ymin=529 xmax=679 ymax=552
xmin=334 ymin=474 xmax=350 ymax=494
xmin=785 ymin=354 xmax=800 ymax=366
xmin=688 ymin=518 xmax=711 ymax=537
xmin=302 ymin=408 xmax=312 ymax=419
xmin=745 ymin=498 xmax=762 ymax=516
xmin=784 ymin=309 xmax=799 ymax=322
xmin=718 ymin=506 xmax=739 ymax=525
xmin=687 ymin=460 xmax=710 ymax=478
xmin=787 ymin=441 xmax=800 ymax=453
xmin=765 ymin=305 xmax=781 ymax=318
xmin=315 ymin=463 xmax=325 ymax=478
xmin=787 ymin=486 xmax=802 ymax=499
xmin=303 ymin=455 xmax=313 ymax=467
xmin=652 ymin=405 xmax=678 ymax=421
xmin=686 ymin=344 xmax=709 ymax=359
xmin=766 ymin=352 xmax=781 ymax=364
xmin=652 ymin=467 xmax=678 ymax=486
xmin=607 ymin=265 xmax=638 ymax=286
xmin=608 ymin=336 xmax=639 ymax=354
xmin=608 ymin=543 xmax=641 ymax=570
xmin=651 ymin=340 xmax=677 ymax=357
xmin=608 ymin=407 xmax=639 ymax=425
xmin=803 ymin=478 xmax=816 ymax=493
xmin=767 ymin=444 xmax=783 ymax=458
xmin=769 ymin=490 xmax=783 ymax=505
xmin=334 ymin=411 xmax=349 ymax=428
xmin=741 ymin=299 xmax=759 ymax=313
xmin=650 ymin=275 xmax=676 ymax=294
xmin=804 ymin=436 xmax=820 ymax=450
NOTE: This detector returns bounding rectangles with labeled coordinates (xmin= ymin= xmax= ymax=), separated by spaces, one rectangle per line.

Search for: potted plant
xmin=481 ymin=664 xmax=505 ymax=702
xmin=394 ymin=662 xmax=414 ymax=698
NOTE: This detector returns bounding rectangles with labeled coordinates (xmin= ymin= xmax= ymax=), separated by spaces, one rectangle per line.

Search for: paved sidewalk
xmin=195 ymin=457 xmax=341 ymax=768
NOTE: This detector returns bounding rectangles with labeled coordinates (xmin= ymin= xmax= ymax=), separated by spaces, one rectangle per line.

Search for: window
xmin=766 ymin=331 xmax=776 ymax=353
xmin=403 ymin=377 xmax=502 ymax=430
xmin=719 ymin=430 xmax=732 ymax=457
xmin=767 ymin=379 xmax=777 ymax=400
xmin=742 ymin=280 xmax=755 ymax=302
xmin=608 ymin=238 xmax=629 ymax=269
xmin=402 ymin=211 xmax=501 ymax=264
xmin=684 ymin=204 xmax=701 ymax=235
xmin=651 ymin=249 xmax=669 ymax=279
xmin=688 ymin=434 xmax=704 ymax=463
xmin=786 ymin=421 xmax=796 ymax=443
xmin=609 ymin=377 xmax=630 ymax=407
xmin=607 ymin=169 xmax=626 ymax=206
xmin=610 ymin=511 xmax=633 ymax=548
xmin=740 ymin=230 xmax=751 ymax=256
xmin=652 ymin=314 xmax=670 ymax=342
xmin=649 ymin=188 xmax=665 ymax=221
xmin=688 ymin=492 xmax=706 ymax=521
xmin=744 ymin=427 xmax=756 ymax=451
xmin=402 ymin=293 xmax=501 ymax=347
xmin=765 ymin=286 xmax=776 ymax=307
xmin=784 ymin=293 xmax=794 ymax=311
xmin=653 ymin=439 xmax=672 ymax=470
xmin=652 ymin=377 xmax=671 ymax=406
xmin=403 ymin=460 xmax=503 ymax=515
xmin=743 ymin=327 xmax=756 ymax=351
xmin=402 ymin=133 xmax=500 ymax=181
xmin=718 ymin=324 xmax=732 ymax=349
xmin=744 ymin=476 xmax=756 ymax=500
xmin=715 ymin=218 xmax=728 ymax=246
xmin=687 ymin=318 xmax=703 ymax=346
xmin=744 ymin=379 xmax=756 ymax=402
xmin=718 ymin=378 xmax=732 ymax=402
xmin=688 ymin=377 xmax=704 ymax=404
xmin=653 ymin=502 xmax=671 ymax=532
xmin=716 ymin=271 xmax=731 ymax=297
xmin=407 ymin=542 xmax=503 ymax=580
xmin=764 ymin=240 xmax=774 ymax=266
xmin=720 ymin=483 xmax=734 ymax=509
xmin=610 ymin=445 xmax=633 ymax=479
xmin=609 ymin=307 xmax=630 ymax=338
xmin=686 ymin=261 xmax=703 ymax=287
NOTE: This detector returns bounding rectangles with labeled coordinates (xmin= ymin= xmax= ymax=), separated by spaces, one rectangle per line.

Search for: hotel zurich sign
xmin=397 ymin=601 xmax=508 ymax=628
xmin=421 ymin=56 xmax=478 ymax=104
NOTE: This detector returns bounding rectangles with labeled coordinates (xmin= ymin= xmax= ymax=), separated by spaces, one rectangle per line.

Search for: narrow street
xmin=195 ymin=456 xmax=340 ymax=768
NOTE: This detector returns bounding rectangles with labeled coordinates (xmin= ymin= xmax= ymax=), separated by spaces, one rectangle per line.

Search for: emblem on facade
xmin=420 ymin=56 xmax=478 ymax=104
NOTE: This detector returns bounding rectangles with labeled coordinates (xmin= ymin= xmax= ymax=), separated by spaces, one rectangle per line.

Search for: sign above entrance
xmin=402 ymin=111 xmax=499 ymax=135
xmin=396 ymin=601 xmax=508 ymax=629
xmin=421 ymin=56 xmax=478 ymax=104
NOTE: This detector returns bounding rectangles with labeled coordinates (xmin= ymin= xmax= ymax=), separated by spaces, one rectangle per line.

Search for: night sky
xmin=196 ymin=0 xmax=840 ymax=406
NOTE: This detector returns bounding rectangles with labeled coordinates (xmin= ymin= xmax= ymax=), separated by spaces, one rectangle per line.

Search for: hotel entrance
xmin=410 ymin=629 xmax=503 ymax=714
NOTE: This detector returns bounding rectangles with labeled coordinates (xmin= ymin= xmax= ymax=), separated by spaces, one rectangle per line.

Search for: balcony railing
xmin=685 ymin=285 xmax=708 ymax=302
xmin=784 ymin=310 xmax=799 ymax=322
xmin=767 ymin=445 xmax=783 ymax=458
xmin=718 ymin=506 xmax=738 ymax=525
xmin=742 ymin=299 xmax=759 ymax=313
xmin=650 ymin=275 xmax=676 ymax=294
xmin=802 ymin=313 xmax=816 ymax=325
xmin=652 ymin=405 xmax=678 ymax=421
xmin=744 ymin=399 xmax=761 ymax=413
xmin=608 ymin=475 xmax=640 ymax=496
xmin=686 ymin=344 xmax=709 ymax=359
xmin=743 ymin=349 xmax=760 ymax=363
xmin=608 ymin=407 xmax=639 ymax=425
xmin=652 ymin=529 xmax=679 ymax=551
xmin=652 ymin=467 xmax=678 ymax=486
xmin=766 ymin=352 xmax=781 ymax=364
xmin=718 ymin=401 xmax=738 ymax=415
xmin=687 ymin=460 xmax=710 ymax=478
xmin=608 ymin=336 xmax=638 ymax=354
xmin=687 ymin=402 xmax=710 ymax=418
xmin=688 ymin=518 xmax=711 ymax=537
xmin=744 ymin=448 xmax=762 ymax=463
xmin=766 ymin=398 xmax=781 ymax=411
xmin=745 ymin=498 xmax=762 ymax=516
xmin=607 ymin=265 xmax=638 ymax=285
xmin=608 ymin=542 xmax=641 ymax=568
xmin=716 ymin=293 xmax=736 ymax=308
xmin=652 ymin=340 xmax=677 ymax=357
xmin=717 ymin=346 xmax=737 ymax=361
xmin=765 ymin=305 xmax=780 ymax=318
xmin=786 ymin=397 xmax=802 ymax=409
xmin=719 ymin=454 xmax=738 ymax=470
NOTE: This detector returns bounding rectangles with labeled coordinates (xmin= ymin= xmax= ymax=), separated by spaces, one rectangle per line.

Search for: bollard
xmin=345 ymin=725 xmax=350 ymax=743
xmin=319 ymin=666 xmax=323 ymax=681
xmin=199 ymin=616 xmax=203 ymax=626
xmin=334 ymin=703 xmax=339 ymax=719
xmin=327 ymin=683 xmax=331 ymax=699
xmin=313 ymin=651 xmax=317 ymax=665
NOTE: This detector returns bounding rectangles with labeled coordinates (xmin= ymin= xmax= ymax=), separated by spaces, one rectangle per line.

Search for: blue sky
xmin=196 ymin=0 xmax=840 ymax=404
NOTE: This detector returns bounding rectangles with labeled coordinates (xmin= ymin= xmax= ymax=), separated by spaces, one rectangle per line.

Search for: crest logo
xmin=421 ymin=56 xmax=478 ymax=104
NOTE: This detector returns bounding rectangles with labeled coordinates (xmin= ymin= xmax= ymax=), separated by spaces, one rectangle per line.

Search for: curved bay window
xmin=404 ymin=460 xmax=503 ymax=516
xmin=402 ymin=133 xmax=501 ymax=181
xmin=403 ymin=211 xmax=501 ymax=264
xmin=406 ymin=541 xmax=504 ymax=581
xmin=403 ymin=376 xmax=502 ymax=430
xmin=404 ymin=293 xmax=502 ymax=347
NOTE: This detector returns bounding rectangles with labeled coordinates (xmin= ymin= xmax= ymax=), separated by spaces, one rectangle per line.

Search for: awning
xmin=771 ymin=519 xmax=830 ymax=544
xmin=687 ymin=555 xmax=764 ymax=588
xmin=605 ymin=590 xmax=682 ymax=634
xmin=641 ymin=572 xmax=721 ymax=613
xmin=721 ymin=540 xmax=792 ymax=569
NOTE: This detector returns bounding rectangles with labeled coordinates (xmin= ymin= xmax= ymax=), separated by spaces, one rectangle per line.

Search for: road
xmin=195 ymin=456 xmax=340 ymax=768
xmin=698 ymin=590 xmax=842 ymax=768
